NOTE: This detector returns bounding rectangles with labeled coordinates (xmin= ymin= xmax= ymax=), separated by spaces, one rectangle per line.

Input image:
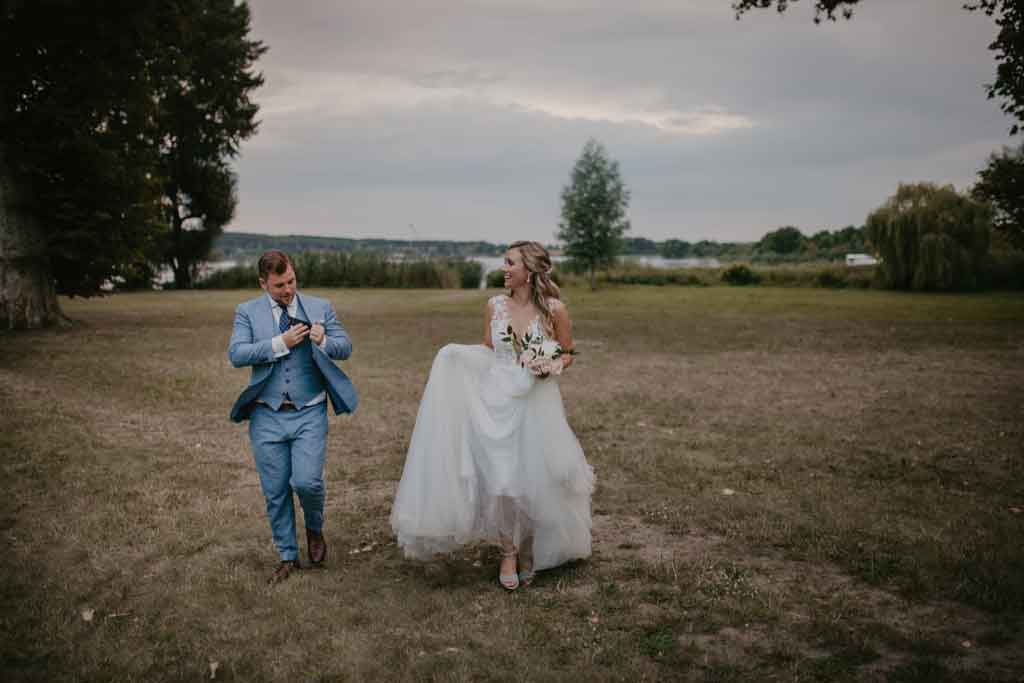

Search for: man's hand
xmin=282 ymin=322 xmax=309 ymax=349
xmin=309 ymin=322 xmax=326 ymax=346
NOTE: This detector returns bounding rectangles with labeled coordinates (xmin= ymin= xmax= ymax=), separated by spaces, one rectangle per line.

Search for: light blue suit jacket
xmin=228 ymin=292 xmax=358 ymax=422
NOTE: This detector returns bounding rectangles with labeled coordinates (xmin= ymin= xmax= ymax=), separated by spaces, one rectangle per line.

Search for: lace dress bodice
xmin=490 ymin=294 xmax=543 ymax=364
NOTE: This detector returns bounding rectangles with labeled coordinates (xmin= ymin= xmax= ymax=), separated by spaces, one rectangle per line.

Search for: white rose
xmin=540 ymin=340 xmax=560 ymax=358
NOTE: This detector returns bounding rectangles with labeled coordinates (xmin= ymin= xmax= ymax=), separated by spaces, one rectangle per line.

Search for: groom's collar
xmin=265 ymin=292 xmax=299 ymax=316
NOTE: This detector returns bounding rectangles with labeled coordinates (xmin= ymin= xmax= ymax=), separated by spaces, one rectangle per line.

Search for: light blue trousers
xmin=248 ymin=402 xmax=328 ymax=561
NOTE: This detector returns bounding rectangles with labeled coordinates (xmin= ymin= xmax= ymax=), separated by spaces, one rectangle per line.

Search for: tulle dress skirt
xmin=390 ymin=343 xmax=594 ymax=571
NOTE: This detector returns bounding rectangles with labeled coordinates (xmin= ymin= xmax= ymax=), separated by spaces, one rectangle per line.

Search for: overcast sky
xmin=231 ymin=0 xmax=1012 ymax=244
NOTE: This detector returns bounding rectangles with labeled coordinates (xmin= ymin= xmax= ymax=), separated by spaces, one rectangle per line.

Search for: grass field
xmin=1 ymin=286 xmax=1023 ymax=681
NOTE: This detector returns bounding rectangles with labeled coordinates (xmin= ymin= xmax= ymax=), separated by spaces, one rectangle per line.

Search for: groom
xmin=228 ymin=250 xmax=358 ymax=584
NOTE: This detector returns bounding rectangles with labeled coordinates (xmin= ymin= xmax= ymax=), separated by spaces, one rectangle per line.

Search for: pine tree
xmin=152 ymin=0 xmax=266 ymax=289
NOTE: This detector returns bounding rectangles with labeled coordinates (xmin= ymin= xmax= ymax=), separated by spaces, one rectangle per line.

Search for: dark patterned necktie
xmin=278 ymin=303 xmax=290 ymax=334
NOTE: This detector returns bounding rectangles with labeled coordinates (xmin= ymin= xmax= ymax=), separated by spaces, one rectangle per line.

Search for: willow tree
xmin=865 ymin=183 xmax=992 ymax=291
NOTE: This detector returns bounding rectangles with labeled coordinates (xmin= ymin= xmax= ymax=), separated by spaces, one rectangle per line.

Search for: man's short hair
xmin=257 ymin=250 xmax=293 ymax=281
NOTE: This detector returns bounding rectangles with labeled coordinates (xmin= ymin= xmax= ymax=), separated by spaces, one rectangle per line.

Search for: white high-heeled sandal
xmin=499 ymin=548 xmax=519 ymax=591
xmin=518 ymin=542 xmax=535 ymax=586
xmin=518 ymin=566 xmax=535 ymax=586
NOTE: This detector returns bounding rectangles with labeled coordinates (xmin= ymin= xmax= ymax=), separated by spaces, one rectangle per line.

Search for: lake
xmin=470 ymin=254 xmax=721 ymax=277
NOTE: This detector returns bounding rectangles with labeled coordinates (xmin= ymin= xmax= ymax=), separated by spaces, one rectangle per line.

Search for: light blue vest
xmin=257 ymin=315 xmax=326 ymax=410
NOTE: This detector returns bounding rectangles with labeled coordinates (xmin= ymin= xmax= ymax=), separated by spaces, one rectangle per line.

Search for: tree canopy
xmin=972 ymin=143 xmax=1024 ymax=247
xmin=0 ymin=0 xmax=265 ymax=327
xmin=153 ymin=0 xmax=265 ymax=289
xmin=966 ymin=1 xmax=1024 ymax=135
xmin=758 ymin=226 xmax=805 ymax=254
xmin=732 ymin=0 xmax=857 ymax=23
xmin=866 ymin=183 xmax=992 ymax=291
xmin=1 ymin=1 xmax=164 ymax=301
xmin=557 ymin=139 xmax=631 ymax=290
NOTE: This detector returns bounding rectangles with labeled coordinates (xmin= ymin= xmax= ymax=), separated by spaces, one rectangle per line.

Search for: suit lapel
xmin=296 ymin=293 xmax=311 ymax=323
xmin=258 ymin=294 xmax=277 ymax=341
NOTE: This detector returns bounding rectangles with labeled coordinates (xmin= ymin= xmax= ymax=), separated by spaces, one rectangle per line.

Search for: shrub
xmin=196 ymin=252 xmax=472 ymax=289
xmin=486 ymin=269 xmax=506 ymax=288
xmin=606 ymin=269 xmax=705 ymax=286
xmin=986 ymin=248 xmax=1024 ymax=289
xmin=721 ymin=263 xmax=760 ymax=286
xmin=454 ymin=260 xmax=483 ymax=289
xmin=815 ymin=268 xmax=848 ymax=288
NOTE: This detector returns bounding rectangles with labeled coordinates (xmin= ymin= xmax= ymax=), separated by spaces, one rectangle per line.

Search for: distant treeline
xmin=199 ymin=251 xmax=482 ymax=290
xmin=216 ymin=226 xmax=869 ymax=264
xmin=214 ymin=232 xmax=508 ymax=262
xmin=622 ymin=225 xmax=868 ymax=262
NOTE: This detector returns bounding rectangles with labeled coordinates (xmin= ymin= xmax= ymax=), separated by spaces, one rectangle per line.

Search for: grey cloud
xmin=233 ymin=0 xmax=1012 ymax=243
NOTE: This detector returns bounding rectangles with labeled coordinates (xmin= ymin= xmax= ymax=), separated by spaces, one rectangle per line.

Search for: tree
xmin=1 ymin=1 xmax=164 ymax=328
xmin=966 ymin=1 xmax=1024 ymax=135
xmin=810 ymin=230 xmax=834 ymax=250
xmin=557 ymin=139 xmax=631 ymax=290
xmin=153 ymin=0 xmax=265 ymax=289
xmin=660 ymin=239 xmax=691 ymax=258
xmin=758 ymin=225 xmax=805 ymax=254
xmin=865 ymin=183 xmax=992 ymax=291
xmin=622 ymin=236 xmax=658 ymax=254
xmin=972 ymin=143 xmax=1024 ymax=248
xmin=691 ymin=240 xmax=720 ymax=258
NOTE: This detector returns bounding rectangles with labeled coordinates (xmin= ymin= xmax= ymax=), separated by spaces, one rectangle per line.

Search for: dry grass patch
xmin=1 ymin=286 xmax=1022 ymax=681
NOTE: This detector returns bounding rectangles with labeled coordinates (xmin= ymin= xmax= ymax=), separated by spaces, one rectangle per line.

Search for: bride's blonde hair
xmin=508 ymin=240 xmax=561 ymax=334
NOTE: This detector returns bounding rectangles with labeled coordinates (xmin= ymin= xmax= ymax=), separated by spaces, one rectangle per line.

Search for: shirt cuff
xmin=272 ymin=334 xmax=289 ymax=358
xmin=317 ymin=337 xmax=327 ymax=352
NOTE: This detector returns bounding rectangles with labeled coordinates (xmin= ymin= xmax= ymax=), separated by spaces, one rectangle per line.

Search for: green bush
xmin=721 ymin=263 xmax=761 ymax=286
xmin=606 ymin=270 xmax=705 ymax=286
xmin=815 ymin=268 xmax=847 ymax=288
xmin=486 ymin=269 xmax=506 ymax=288
xmin=196 ymin=264 xmax=256 ymax=289
xmin=455 ymin=260 xmax=483 ymax=289
xmin=986 ymin=249 xmax=1024 ymax=289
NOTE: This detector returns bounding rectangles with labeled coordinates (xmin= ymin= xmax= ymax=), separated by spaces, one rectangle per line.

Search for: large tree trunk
xmin=168 ymin=190 xmax=194 ymax=290
xmin=0 ymin=146 xmax=66 ymax=330
xmin=172 ymin=258 xmax=193 ymax=290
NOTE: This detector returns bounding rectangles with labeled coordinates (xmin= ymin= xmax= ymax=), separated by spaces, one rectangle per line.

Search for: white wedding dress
xmin=390 ymin=295 xmax=594 ymax=571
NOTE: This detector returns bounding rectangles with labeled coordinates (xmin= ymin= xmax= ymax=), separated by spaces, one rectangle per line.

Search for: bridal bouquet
xmin=501 ymin=325 xmax=577 ymax=379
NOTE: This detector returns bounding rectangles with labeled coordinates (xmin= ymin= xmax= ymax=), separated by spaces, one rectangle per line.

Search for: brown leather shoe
xmin=268 ymin=560 xmax=300 ymax=585
xmin=307 ymin=528 xmax=326 ymax=566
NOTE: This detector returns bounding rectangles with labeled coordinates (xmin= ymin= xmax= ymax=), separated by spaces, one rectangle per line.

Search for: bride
xmin=390 ymin=240 xmax=594 ymax=590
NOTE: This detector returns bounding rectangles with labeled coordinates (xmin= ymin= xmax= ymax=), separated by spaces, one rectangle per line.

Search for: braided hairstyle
xmin=508 ymin=240 xmax=561 ymax=334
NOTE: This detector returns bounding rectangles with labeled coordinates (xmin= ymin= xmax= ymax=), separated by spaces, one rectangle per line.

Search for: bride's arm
xmin=551 ymin=300 xmax=574 ymax=371
xmin=483 ymin=299 xmax=494 ymax=349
